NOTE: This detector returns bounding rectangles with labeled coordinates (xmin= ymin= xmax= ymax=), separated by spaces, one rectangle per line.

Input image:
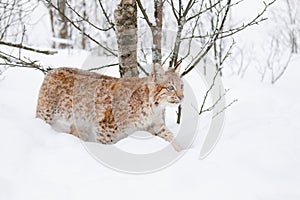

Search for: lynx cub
xmin=36 ymin=63 xmax=184 ymax=151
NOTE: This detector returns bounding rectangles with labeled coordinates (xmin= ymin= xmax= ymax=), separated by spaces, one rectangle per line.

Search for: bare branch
xmin=212 ymin=99 xmax=238 ymax=118
xmin=168 ymin=0 xmax=179 ymax=21
xmin=97 ymin=0 xmax=116 ymax=31
xmin=136 ymin=0 xmax=153 ymax=27
xmin=137 ymin=62 xmax=149 ymax=76
xmin=0 ymin=50 xmax=52 ymax=74
xmin=88 ymin=62 xmax=149 ymax=76
xmin=186 ymin=0 xmax=224 ymax=22
xmin=65 ymin=1 xmax=114 ymax=32
xmin=88 ymin=63 xmax=119 ymax=71
xmin=45 ymin=0 xmax=117 ymax=56
xmin=0 ymin=41 xmax=57 ymax=55
xmin=198 ymin=67 xmax=222 ymax=115
xmin=183 ymin=0 xmax=275 ymax=41
xmin=181 ymin=0 xmax=232 ymax=77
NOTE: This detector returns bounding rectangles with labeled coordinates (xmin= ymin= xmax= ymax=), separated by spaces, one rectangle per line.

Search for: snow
xmin=0 ymin=50 xmax=300 ymax=200
xmin=1 ymin=0 xmax=300 ymax=198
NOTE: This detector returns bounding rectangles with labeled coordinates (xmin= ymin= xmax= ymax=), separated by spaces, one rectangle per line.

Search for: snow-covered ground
xmin=0 ymin=49 xmax=299 ymax=200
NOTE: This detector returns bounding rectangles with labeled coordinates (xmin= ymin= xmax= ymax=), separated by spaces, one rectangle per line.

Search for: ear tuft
xmin=151 ymin=63 xmax=165 ymax=79
xmin=174 ymin=62 xmax=182 ymax=74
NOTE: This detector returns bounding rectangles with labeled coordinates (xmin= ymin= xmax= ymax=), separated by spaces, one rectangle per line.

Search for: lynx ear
xmin=151 ymin=63 xmax=165 ymax=79
xmin=174 ymin=62 xmax=182 ymax=74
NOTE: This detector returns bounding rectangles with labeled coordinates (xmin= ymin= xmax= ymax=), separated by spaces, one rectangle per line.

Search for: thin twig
xmin=97 ymin=0 xmax=115 ymax=31
xmin=88 ymin=63 xmax=119 ymax=71
xmin=137 ymin=62 xmax=149 ymax=76
xmin=0 ymin=41 xmax=57 ymax=55
xmin=198 ymin=67 xmax=222 ymax=115
xmin=45 ymin=0 xmax=117 ymax=56
xmin=136 ymin=0 xmax=153 ymax=27
xmin=88 ymin=62 xmax=149 ymax=76
xmin=181 ymin=0 xmax=232 ymax=77
xmin=0 ymin=50 xmax=52 ymax=74
xmin=66 ymin=1 xmax=114 ymax=32
xmin=212 ymin=99 xmax=237 ymax=118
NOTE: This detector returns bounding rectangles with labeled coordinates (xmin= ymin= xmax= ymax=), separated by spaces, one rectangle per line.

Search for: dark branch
xmin=97 ymin=0 xmax=115 ymax=31
xmin=0 ymin=41 xmax=57 ymax=55
xmin=181 ymin=0 xmax=232 ymax=77
xmin=45 ymin=0 xmax=117 ymax=56
xmin=0 ymin=50 xmax=52 ymax=74
xmin=88 ymin=63 xmax=119 ymax=71
xmin=65 ymin=1 xmax=114 ymax=32
xmin=136 ymin=0 xmax=153 ymax=27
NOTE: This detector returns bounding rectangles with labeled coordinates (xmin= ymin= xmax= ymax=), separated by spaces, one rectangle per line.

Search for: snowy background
xmin=0 ymin=0 xmax=300 ymax=199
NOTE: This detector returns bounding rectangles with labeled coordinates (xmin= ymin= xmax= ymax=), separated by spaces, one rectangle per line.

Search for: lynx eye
xmin=167 ymin=85 xmax=176 ymax=91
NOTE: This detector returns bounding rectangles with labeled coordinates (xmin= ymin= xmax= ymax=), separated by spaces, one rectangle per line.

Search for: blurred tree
xmin=114 ymin=0 xmax=139 ymax=77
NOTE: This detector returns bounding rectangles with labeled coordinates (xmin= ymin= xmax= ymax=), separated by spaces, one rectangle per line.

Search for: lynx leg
xmin=150 ymin=126 xmax=183 ymax=152
xmin=36 ymin=96 xmax=55 ymax=124
xmin=69 ymin=124 xmax=89 ymax=141
xmin=94 ymin=123 xmax=123 ymax=144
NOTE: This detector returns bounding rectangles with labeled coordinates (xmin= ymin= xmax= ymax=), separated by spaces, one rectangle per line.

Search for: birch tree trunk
xmin=114 ymin=0 xmax=139 ymax=77
xmin=48 ymin=7 xmax=56 ymax=48
xmin=81 ymin=0 xmax=87 ymax=49
xmin=57 ymin=0 xmax=69 ymax=49
xmin=152 ymin=0 xmax=162 ymax=64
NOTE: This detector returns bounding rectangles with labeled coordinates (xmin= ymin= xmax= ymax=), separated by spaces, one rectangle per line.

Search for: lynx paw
xmin=171 ymin=141 xmax=183 ymax=152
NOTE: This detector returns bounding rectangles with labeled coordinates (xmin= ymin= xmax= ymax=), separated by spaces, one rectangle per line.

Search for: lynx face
xmin=152 ymin=65 xmax=184 ymax=106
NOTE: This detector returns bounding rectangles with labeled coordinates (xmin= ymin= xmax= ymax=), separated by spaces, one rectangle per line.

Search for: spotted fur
xmin=36 ymin=64 xmax=184 ymax=151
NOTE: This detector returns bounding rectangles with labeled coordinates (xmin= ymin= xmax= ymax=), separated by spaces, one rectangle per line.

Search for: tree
xmin=0 ymin=0 xmax=55 ymax=73
xmin=233 ymin=0 xmax=298 ymax=84
xmin=114 ymin=0 xmax=139 ymax=77
xmin=0 ymin=0 xmax=275 ymax=120
xmin=0 ymin=0 xmax=37 ymax=42
xmin=42 ymin=0 xmax=274 ymax=78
